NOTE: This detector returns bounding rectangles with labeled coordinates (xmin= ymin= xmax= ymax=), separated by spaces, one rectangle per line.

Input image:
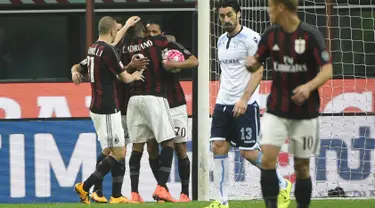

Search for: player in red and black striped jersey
xmin=122 ymin=29 xmax=170 ymax=97
xmin=246 ymin=1 xmax=333 ymax=208
xmin=71 ymin=17 xmax=149 ymax=204
xmin=126 ymin=21 xmax=199 ymax=203
xmin=71 ymin=16 xmax=145 ymax=205
xmin=121 ymin=21 xmax=179 ymax=202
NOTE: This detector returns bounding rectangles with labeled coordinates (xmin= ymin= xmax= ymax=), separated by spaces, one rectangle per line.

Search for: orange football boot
xmin=109 ymin=195 xmax=139 ymax=204
xmin=74 ymin=182 xmax=90 ymax=204
xmin=131 ymin=192 xmax=144 ymax=203
xmin=179 ymin=193 xmax=190 ymax=202
xmin=152 ymin=185 xmax=177 ymax=202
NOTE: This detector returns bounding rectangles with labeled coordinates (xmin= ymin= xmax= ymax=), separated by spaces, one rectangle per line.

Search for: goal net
xmin=208 ymin=0 xmax=375 ymax=200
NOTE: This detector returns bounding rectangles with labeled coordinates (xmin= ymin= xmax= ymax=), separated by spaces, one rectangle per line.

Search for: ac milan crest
xmin=294 ymin=38 xmax=306 ymax=54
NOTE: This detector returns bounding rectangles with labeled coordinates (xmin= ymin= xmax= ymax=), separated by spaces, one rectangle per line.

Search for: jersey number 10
xmin=87 ymin=56 xmax=95 ymax=83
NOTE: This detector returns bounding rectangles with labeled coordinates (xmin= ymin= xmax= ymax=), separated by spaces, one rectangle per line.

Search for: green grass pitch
xmin=1 ymin=200 xmax=375 ymax=208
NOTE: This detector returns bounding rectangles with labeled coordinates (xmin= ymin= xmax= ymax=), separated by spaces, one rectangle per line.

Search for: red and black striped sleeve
xmin=79 ymin=58 xmax=88 ymax=75
xmin=307 ymin=25 xmax=331 ymax=66
xmin=105 ymin=45 xmax=126 ymax=76
xmin=255 ymin=27 xmax=275 ymax=63
xmin=168 ymin=41 xmax=192 ymax=59
xmin=152 ymin=35 xmax=169 ymax=48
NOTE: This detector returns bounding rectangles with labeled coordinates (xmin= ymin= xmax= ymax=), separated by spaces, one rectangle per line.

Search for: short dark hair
xmin=272 ymin=0 xmax=298 ymax=12
xmin=218 ymin=0 xmax=241 ymax=13
xmin=146 ymin=19 xmax=162 ymax=30
xmin=98 ymin=16 xmax=116 ymax=35
xmin=113 ymin=17 xmax=124 ymax=26
xmin=127 ymin=21 xmax=146 ymax=38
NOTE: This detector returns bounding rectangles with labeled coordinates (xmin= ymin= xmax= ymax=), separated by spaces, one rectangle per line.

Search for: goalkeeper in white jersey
xmin=205 ymin=1 xmax=291 ymax=208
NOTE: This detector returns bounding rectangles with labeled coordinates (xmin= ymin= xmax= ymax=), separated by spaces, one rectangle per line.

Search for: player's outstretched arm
xmin=71 ymin=64 xmax=83 ymax=85
xmin=118 ymin=69 xmax=145 ymax=83
xmin=125 ymin=55 xmax=149 ymax=73
xmin=111 ymin=16 xmax=141 ymax=46
xmin=164 ymin=55 xmax=199 ymax=70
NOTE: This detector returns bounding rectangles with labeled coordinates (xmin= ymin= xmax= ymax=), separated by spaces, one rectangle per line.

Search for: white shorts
xmin=259 ymin=113 xmax=320 ymax=159
xmin=127 ymin=95 xmax=176 ymax=144
xmin=90 ymin=111 xmax=125 ymax=149
xmin=171 ymin=105 xmax=188 ymax=143
xmin=121 ymin=115 xmax=130 ymax=144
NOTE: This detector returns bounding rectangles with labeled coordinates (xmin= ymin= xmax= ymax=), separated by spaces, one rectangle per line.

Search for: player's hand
xmin=245 ymin=56 xmax=261 ymax=72
xmin=291 ymin=84 xmax=312 ymax=106
xmin=132 ymin=69 xmax=145 ymax=82
xmin=233 ymin=98 xmax=247 ymax=118
xmin=125 ymin=16 xmax=141 ymax=27
xmin=163 ymin=61 xmax=180 ymax=70
xmin=130 ymin=56 xmax=149 ymax=69
xmin=72 ymin=71 xmax=83 ymax=85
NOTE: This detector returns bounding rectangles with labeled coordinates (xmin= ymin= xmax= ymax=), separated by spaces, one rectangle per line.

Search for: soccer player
xmin=128 ymin=22 xmax=198 ymax=203
xmin=121 ymin=21 xmax=177 ymax=202
xmin=71 ymin=16 xmax=148 ymax=204
xmin=245 ymin=0 xmax=333 ymax=207
xmin=72 ymin=16 xmax=144 ymax=204
xmin=205 ymin=1 xmax=291 ymax=208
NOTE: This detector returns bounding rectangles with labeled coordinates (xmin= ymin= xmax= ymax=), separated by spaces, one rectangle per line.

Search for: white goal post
xmin=197 ymin=0 xmax=375 ymax=201
xmin=197 ymin=0 xmax=211 ymax=202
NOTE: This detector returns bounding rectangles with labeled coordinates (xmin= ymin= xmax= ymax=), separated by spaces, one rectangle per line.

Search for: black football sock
xmin=295 ymin=177 xmax=312 ymax=208
xmin=157 ymin=146 xmax=174 ymax=187
xmin=149 ymin=157 xmax=169 ymax=191
xmin=83 ymin=156 xmax=117 ymax=192
xmin=261 ymin=169 xmax=279 ymax=208
xmin=93 ymin=152 xmax=106 ymax=196
xmin=111 ymin=158 xmax=126 ymax=198
xmin=129 ymin=151 xmax=142 ymax=193
xmin=178 ymin=157 xmax=190 ymax=195
xmin=149 ymin=157 xmax=160 ymax=182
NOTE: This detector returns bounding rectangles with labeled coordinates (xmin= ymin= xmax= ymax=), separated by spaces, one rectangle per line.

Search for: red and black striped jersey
xmin=165 ymin=41 xmax=192 ymax=108
xmin=80 ymin=41 xmax=125 ymax=114
xmin=122 ymin=35 xmax=169 ymax=97
xmin=256 ymin=22 xmax=331 ymax=119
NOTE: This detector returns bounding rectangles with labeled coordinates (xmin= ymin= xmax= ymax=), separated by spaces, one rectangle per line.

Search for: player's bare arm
xmin=71 ymin=64 xmax=83 ymax=85
xmin=163 ymin=55 xmax=198 ymax=71
xmin=125 ymin=55 xmax=149 ymax=73
xmin=118 ymin=69 xmax=145 ymax=83
xmin=291 ymin=63 xmax=333 ymax=106
xmin=234 ymin=63 xmax=264 ymax=118
xmin=112 ymin=16 xmax=141 ymax=46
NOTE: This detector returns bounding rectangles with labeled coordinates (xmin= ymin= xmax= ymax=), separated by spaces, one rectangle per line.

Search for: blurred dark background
xmin=0 ymin=0 xmax=373 ymax=82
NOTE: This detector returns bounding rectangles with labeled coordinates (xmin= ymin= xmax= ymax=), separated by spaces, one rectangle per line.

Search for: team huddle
xmin=71 ymin=0 xmax=332 ymax=208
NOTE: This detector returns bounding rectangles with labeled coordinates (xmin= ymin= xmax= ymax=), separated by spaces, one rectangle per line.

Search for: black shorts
xmin=210 ymin=102 xmax=261 ymax=150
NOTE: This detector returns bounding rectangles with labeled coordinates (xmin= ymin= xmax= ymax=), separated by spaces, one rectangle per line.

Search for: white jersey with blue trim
xmin=216 ymin=26 xmax=261 ymax=105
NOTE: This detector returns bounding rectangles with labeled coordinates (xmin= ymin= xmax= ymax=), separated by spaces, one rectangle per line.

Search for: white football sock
xmin=276 ymin=169 xmax=287 ymax=189
xmin=249 ymin=150 xmax=287 ymax=189
xmin=214 ymin=154 xmax=229 ymax=205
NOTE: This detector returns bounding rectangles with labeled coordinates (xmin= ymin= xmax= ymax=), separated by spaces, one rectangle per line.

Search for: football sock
xmin=93 ymin=152 xmax=106 ymax=196
xmin=249 ymin=151 xmax=287 ymax=189
xmin=83 ymin=156 xmax=117 ymax=192
xmin=157 ymin=146 xmax=174 ymax=187
xmin=178 ymin=157 xmax=190 ymax=195
xmin=149 ymin=157 xmax=160 ymax=182
xmin=295 ymin=177 xmax=312 ymax=208
xmin=213 ymin=154 xmax=229 ymax=205
xmin=111 ymin=158 xmax=125 ymax=198
xmin=129 ymin=151 xmax=142 ymax=193
xmin=260 ymin=169 xmax=279 ymax=208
